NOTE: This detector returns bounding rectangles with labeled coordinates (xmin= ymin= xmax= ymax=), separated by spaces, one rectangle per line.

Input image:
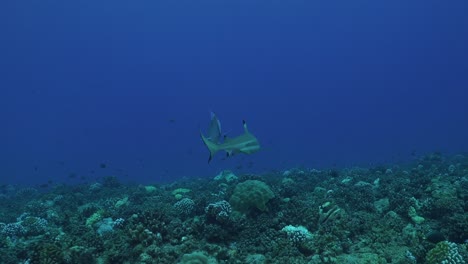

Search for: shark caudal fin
xmin=200 ymin=132 xmax=220 ymax=163
xmin=207 ymin=112 xmax=222 ymax=143
xmin=242 ymin=120 xmax=249 ymax=133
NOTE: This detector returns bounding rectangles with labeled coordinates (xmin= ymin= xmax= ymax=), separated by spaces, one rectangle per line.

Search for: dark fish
xmin=425 ymin=231 xmax=445 ymax=243
xmin=100 ymin=163 xmax=107 ymax=168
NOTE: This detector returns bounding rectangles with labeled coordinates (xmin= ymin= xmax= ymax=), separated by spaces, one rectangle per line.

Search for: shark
xmin=201 ymin=112 xmax=260 ymax=162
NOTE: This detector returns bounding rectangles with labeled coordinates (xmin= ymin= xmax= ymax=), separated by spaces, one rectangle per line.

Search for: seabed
xmin=0 ymin=153 xmax=467 ymax=263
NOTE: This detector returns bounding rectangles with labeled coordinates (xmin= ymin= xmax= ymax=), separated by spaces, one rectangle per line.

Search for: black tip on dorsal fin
xmin=242 ymin=120 xmax=246 ymax=125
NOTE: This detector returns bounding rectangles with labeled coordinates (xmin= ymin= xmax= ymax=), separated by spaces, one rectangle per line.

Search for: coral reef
xmin=0 ymin=153 xmax=466 ymax=263
xmin=426 ymin=241 xmax=465 ymax=264
xmin=229 ymin=180 xmax=275 ymax=213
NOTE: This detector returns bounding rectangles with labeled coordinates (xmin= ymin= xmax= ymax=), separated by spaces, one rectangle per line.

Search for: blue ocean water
xmin=1 ymin=0 xmax=467 ymax=186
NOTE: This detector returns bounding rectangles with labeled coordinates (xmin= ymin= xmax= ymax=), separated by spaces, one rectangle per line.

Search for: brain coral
xmin=229 ymin=180 xmax=274 ymax=213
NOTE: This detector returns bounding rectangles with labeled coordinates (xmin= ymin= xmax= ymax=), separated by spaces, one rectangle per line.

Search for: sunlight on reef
xmin=1 ymin=153 xmax=467 ymax=263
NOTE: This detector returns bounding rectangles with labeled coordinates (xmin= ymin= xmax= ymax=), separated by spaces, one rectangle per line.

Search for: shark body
xmin=201 ymin=113 xmax=260 ymax=162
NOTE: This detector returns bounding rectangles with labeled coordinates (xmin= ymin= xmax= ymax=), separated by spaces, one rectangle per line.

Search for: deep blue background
xmin=1 ymin=0 xmax=467 ymax=185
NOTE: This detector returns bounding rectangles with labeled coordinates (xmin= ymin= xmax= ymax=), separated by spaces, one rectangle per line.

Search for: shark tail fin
xmin=243 ymin=120 xmax=249 ymax=133
xmin=200 ymin=132 xmax=219 ymax=163
xmin=208 ymin=112 xmax=222 ymax=143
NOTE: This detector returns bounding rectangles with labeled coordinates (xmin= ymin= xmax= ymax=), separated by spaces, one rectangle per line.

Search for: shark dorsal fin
xmin=243 ymin=120 xmax=249 ymax=133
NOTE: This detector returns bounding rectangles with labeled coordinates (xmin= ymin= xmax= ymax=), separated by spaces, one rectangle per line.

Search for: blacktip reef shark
xmin=201 ymin=112 xmax=260 ymax=162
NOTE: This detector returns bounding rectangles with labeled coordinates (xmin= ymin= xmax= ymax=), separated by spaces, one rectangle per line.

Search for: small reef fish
xmin=201 ymin=112 xmax=260 ymax=162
